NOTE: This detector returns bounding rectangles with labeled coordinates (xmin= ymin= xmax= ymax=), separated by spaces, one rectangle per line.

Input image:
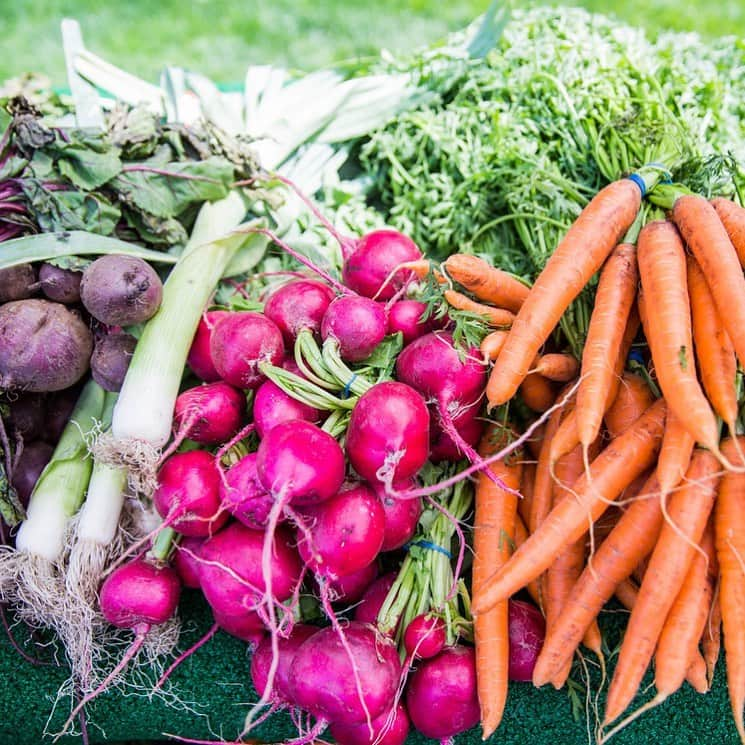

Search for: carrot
xmin=687 ymin=253 xmax=739 ymax=432
xmin=549 ymin=307 xmax=640 ymax=465
xmin=486 ymin=179 xmax=643 ymax=407
xmin=444 ymin=254 xmax=530 ymax=312
xmin=614 ymin=578 xmax=640 ymax=611
xmin=544 ymin=438 xmax=600 ymax=688
xmin=529 ymin=400 xmax=567 ymax=534
xmin=518 ymin=373 xmax=557 ymax=413
xmin=673 ymin=194 xmax=745 ymax=375
xmin=444 ymin=290 xmax=515 ymax=327
xmin=473 ymin=398 xmax=666 ymax=618
xmin=653 ymin=521 xmax=716 ymax=701
xmin=603 ymin=448 xmax=721 ymax=725
xmin=532 ymin=353 xmax=579 ymax=382
xmin=703 ymin=586 xmax=722 ymax=686
xmin=656 ymin=409 xmax=696 ymax=500
xmin=518 ymin=462 xmax=536 ymax=529
xmin=715 ymin=436 xmax=745 ymax=743
xmin=401 ymin=259 xmax=445 ymax=282
xmin=637 ymin=219 xmax=720 ymax=455
xmin=513 ymin=514 xmax=542 ymax=607
xmin=576 ymin=242 xmax=638 ymax=448
xmin=480 ymin=330 xmax=509 ymax=362
xmin=603 ymin=372 xmax=655 ymax=440
xmin=711 ymin=196 xmax=745 ymax=267
xmin=533 ymin=471 xmax=662 ymax=685
xmin=687 ymin=650 xmax=710 ymax=694
xmin=472 ymin=425 xmax=523 ymax=739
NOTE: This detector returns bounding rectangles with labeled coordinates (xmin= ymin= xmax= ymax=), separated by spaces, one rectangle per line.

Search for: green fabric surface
xmin=2 ymin=590 xmax=738 ymax=745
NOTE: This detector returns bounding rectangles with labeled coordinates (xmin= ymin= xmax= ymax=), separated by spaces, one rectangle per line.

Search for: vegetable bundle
xmin=3 ymin=5 xmax=745 ymax=745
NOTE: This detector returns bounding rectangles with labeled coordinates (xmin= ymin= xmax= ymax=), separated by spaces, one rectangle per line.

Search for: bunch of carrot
xmin=444 ymin=170 xmax=745 ymax=741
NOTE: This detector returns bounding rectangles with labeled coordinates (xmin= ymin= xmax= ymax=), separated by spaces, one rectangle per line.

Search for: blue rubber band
xmin=644 ymin=162 xmax=673 ymax=185
xmin=404 ymin=540 xmax=452 ymax=559
xmin=342 ymin=374 xmax=357 ymax=399
xmin=627 ymin=172 xmax=647 ymax=197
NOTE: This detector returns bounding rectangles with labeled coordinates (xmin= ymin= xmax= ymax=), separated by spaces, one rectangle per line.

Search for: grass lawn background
xmin=2 ymin=0 xmax=744 ymax=88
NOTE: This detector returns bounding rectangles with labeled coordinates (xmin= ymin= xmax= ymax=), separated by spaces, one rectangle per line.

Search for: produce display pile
xmin=2 ymin=5 xmax=745 ymax=745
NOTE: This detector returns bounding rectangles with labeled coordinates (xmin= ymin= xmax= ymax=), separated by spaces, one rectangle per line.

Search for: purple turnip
xmin=0 ymin=299 xmax=93 ymax=392
xmin=80 ymin=255 xmax=163 ymax=326
xmin=38 ymin=263 xmax=82 ymax=304
xmin=0 ymin=264 xmax=36 ymax=302
xmin=90 ymin=332 xmax=137 ymax=392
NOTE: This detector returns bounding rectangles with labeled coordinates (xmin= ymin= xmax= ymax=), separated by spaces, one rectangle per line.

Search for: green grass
xmin=2 ymin=0 xmax=744 ymax=87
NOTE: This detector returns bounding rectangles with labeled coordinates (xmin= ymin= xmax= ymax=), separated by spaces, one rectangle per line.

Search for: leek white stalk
xmin=112 ymin=192 xmax=248 ymax=448
xmin=0 ymin=380 xmax=105 ymax=629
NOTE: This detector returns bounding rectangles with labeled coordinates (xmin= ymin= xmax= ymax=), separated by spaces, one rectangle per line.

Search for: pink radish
xmin=264 ymin=279 xmax=335 ymax=344
xmin=297 ymin=483 xmax=385 ymax=579
xmin=209 ymin=311 xmax=285 ymax=389
xmin=253 ymin=379 xmax=322 ymax=438
xmin=329 ymin=702 xmax=410 ymax=745
xmin=219 ymin=453 xmax=274 ymax=530
xmin=406 ymin=645 xmax=480 ymax=740
xmin=346 ymin=381 xmax=429 ymax=487
xmin=197 ymin=522 xmax=302 ymax=619
xmin=321 ymin=295 xmax=388 ymax=362
xmin=173 ymin=381 xmax=245 ymax=444
xmin=342 ymin=230 xmax=422 ymax=300
xmin=387 ymin=300 xmax=433 ymax=344
xmin=372 ymin=480 xmax=422 ymax=552
xmin=396 ymin=331 xmax=489 ymax=473
xmin=213 ymin=609 xmax=265 ymax=646
xmin=153 ymin=450 xmax=228 ymax=537
xmin=250 ymin=624 xmax=318 ymax=705
xmin=288 ymin=622 xmax=401 ymax=725
xmin=187 ymin=310 xmax=229 ymax=382
xmin=508 ymin=599 xmax=545 ymax=682
xmin=59 ymin=557 xmax=181 ymax=732
xmin=354 ymin=572 xmax=397 ymax=628
xmin=403 ymin=614 xmax=446 ymax=660
xmin=429 ymin=410 xmax=485 ymax=463
xmin=172 ymin=536 xmax=204 ymax=589
xmin=328 ymin=562 xmax=379 ymax=604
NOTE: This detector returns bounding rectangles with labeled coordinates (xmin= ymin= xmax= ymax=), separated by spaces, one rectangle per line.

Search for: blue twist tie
xmin=627 ymin=349 xmax=645 ymax=365
xmin=342 ymin=374 xmax=357 ymax=399
xmin=627 ymin=172 xmax=646 ymax=197
xmin=404 ymin=540 xmax=452 ymax=559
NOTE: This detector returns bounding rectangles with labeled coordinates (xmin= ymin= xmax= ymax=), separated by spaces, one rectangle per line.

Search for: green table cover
xmin=1 ymin=590 xmax=738 ymax=744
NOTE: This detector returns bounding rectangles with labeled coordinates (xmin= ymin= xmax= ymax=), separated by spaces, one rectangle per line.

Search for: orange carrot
xmin=532 ymin=353 xmax=579 ymax=382
xmin=444 ymin=254 xmax=530 ymax=312
xmin=603 ymin=372 xmax=655 ymax=440
xmin=703 ymin=586 xmax=722 ymax=686
xmin=473 ymin=426 xmax=523 ymax=739
xmin=576 ymin=242 xmax=638 ymax=448
xmin=518 ymin=462 xmax=536 ymax=530
xmin=653 ymin=521 xmax=716 ymax=701
xmin=687 ymin=651 xmax=710 ymax=694
xmin=473 ymin=398 xmax=666 ymax=617
xmin=518 ymin=373 xmax=557 ymax=413
xmin=614 ymin=578 xmax=640 ymax=611
xmin=687 ymin=253 xmax=739 ymax=431
xmin=480 ymin=330 xmax=509 ymax=361
xmin=711 ymin=196 xmax=745 ymax=267
xmin=444 ymin=290 xmax=515 ymax=327
xmin=637 ymin=219 xmax=720 ymax=454
xmin=656 ymin=409 xmax=696 ymax=499
xmin=533 ymin=472 xmax=662 ymax=684
xmin=549 ymin=307 xmax=640 ymax=465
xmin=401 ymin=259 xmax=445 ymax=282
xmin=674 ymin=194 xmax=745 ymax=374
xmin=525 ymin=423 xmax=544 ymax=461
xmin=715 ymin=436 xmax=745 ymax=743
xmin=513 ymin=514 xmax=542 ymax=607
xmin=544 ymin=438 xmax=600 ymax=688
xmin=529 ymin=401 xmax=567 ymax=534
xmin=486 ymin=180 xmax=643 ymax=407
xmin=604 ymin=448 xmax=721 ymax=725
